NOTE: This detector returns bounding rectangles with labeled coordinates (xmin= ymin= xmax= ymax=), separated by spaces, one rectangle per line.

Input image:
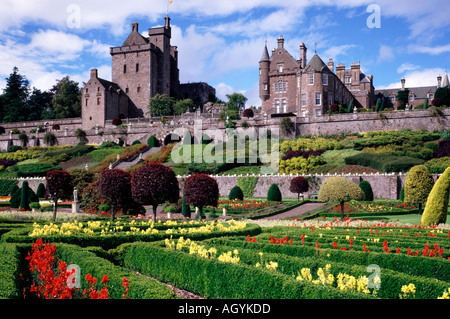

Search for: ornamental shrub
xmin=242 ymin=108 xmax=254 ymax=119
xmin=36 ymin=183 xmax=46 ymax=199
xmin=19 ymin=181 xmax=31 ymax=211
xmin=229 ymin=186 xmax=244 ymax=201
xmin=10 ymin=182 xmax=39 ymax=209
xmin=359 ymin=180 xmax=374 ymax=201
xmin=0 ymin=179 xmax=18 ymax=196
xmin=147 ymin=135 xmax=160 ymax=148
xmin=236 ymin=177 xmax=259 ymax=198
xmin=289 ymin=177 xmax=309 ymax=201
xmin=181 ymin=195 xmax=191 ymax=218
xmin=421 ymin=167 xmax=450 ymax=227
xmin=184 ymin=174 xmax=219 ymax=221
xmin=46 ymin=170 xmax=73 ymax=222
xmin=267 ymin=183 xmax=282 ymax=202
xmin=112 ymin=117 xmax=123 ymax=126
xmin=318 ymin=177 xmax=365 ymax=220
xmin=99 ymin=169 xmax=132 ymax=222
xmin=404 ymin=165 xmax=434 ymax=212
xmin=131 ymin=162 xmax=179 ymax=221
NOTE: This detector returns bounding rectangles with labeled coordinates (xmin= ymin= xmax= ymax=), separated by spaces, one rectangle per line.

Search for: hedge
xmin=0 ymin=179 xmax=18 ymax=196
xmin=54 ymin=243 xmax=179 ymax=299
xmin=0 ymin=223 xmax=262 ymax=251
xmin=344 ymin=153 xmax=424 ymax=173
xmin=112 ymin=241 xmax=374 ymax=299
xmin=0 ymin=244 xmax=22 ymax=299
xmin=199 ymin=240 xmax=450 ymax=299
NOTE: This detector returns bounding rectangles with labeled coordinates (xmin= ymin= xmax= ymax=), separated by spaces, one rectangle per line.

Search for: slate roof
xmin=260 ymin=44 xmax=270 ymax=62
xmin=375 ymin=85 xmax=437 ymax=98
xmin=302 ymin=53 xmax=328 ymax=72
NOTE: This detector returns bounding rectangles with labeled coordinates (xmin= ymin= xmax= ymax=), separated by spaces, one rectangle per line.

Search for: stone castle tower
xmin=81 ymin=16 xmax=214 ymax=130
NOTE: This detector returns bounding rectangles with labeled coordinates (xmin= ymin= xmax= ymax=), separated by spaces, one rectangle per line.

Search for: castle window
xmin=97 ymin=87 xmax=100 ymax=92
xmin=427 ymin=93 xmax=434 ymax=100
xmin=328 ymin=92 xmax=334 ymax=106
xmin=86 ymin=88 xmax=88 ymax=93
xmin=315 ymin=92 xmax=322 ymax=106
xmin=263 ymin=83 xmax=268 ymax=91
xmin=124 ymin=65 xmax=127 ymax=74
xmin=322 ymin=74 xmax=328 ymax=86
xmin=97 ymin=98 xmax=100 ymax=105
xmin=275 ymin=99 xmax=281 ymax=113
xmin=137 ymin=87 xmax=141 ymax=93
xmin=308 ymin=73 xmax=314 ymax=85
xmin=345 ymin=76 xmax=351 ymax=84
xmin=136 ymin=63 xmax=139 ymax=72
xmin=85 ymin=99 xmax=88 ymax=106
xmin=281 ymin=99 xmax=287 ymax=113
xmin=301 ymin=94 xmax=306 ymax=107
xmin=315 ymin=109 xmax=321 ymax=116
xmin=409 ymin=94 xmax=414 ymax=102
xmin=277 ymin=64 xmax=284 ymax=73
xmin=126 ymin=88 xmax=129 ymax=94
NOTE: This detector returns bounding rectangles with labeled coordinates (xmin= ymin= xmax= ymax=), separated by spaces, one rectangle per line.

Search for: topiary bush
xmin=242 ymin=108 xmax=254 ymax=119
xmin=184 ymin=174 xmax=219 ymax=221
xmin=267 ymin=183 xmax=282 ymax=202
xmin=229 ymin=186 xmax=244 ymax=201
xmin=36 ymin=183 xmax=46 ymax=199
xmin=404 ymin=165 xmax=434 ymax=213
xmin=359 ymin=180 xmax=374 ymax=201
xmin=19 ymin=181 xmax=31 ymax=211
xmin=112 ymin=117 xmax=123 ymax=126
xmin=147 ymin=135 xmax=160 ymax=148
xmin=421 ymin=167 xmax=450 ymax=227
xmin=318 ymin=177 xmax=365 ymax=220
xmin=289 ymin=177 xmax=309 ymax=201
xmin=181 ymin=195 xmax=191 ymax=218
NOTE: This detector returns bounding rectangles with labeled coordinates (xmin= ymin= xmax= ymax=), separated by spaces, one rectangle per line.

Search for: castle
xmin=259 ymin=36 xmax=374 ymax=117
xmin=81 ymin=16 xmax=215 ymax=130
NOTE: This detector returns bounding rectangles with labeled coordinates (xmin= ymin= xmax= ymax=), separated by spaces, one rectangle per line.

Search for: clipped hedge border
xmin=112 ymin=241 xmax=374 ymax=299
xmin=202 ymin=241 xmax=450 ymax=299
xmin=206 ymin=238 xmax=450 ymax=283
xmin=0 ymin=244 xmax=22 ymax=299
xmin=1 ymin=223 xmax=262 ymax=250
xmin=54 ymin=243 xmax=179 ymax=299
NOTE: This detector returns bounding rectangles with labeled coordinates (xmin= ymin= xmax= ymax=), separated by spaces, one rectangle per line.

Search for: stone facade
xmin=259 ymin=37 xmax=374 ymax=118
xmin=81 ymin=16 xmax=215 ymax=130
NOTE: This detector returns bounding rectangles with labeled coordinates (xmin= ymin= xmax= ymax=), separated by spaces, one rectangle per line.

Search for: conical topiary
xmin=267 ymin=183 xmax=282 ymax=202
xmin=181 ymin=195 xmax=191 ymax=218
xmin=36 ymin=183 xmax=46 ymax=198
xmin=359 ymin=180 xmax=374 ymax=201
xmin=421 ymin=167 xmax=450 ymax=227
xmin=229 ymin=186 xmax=244 ymax=201
xmin=20 ymin=181 xmax=31 ymax=211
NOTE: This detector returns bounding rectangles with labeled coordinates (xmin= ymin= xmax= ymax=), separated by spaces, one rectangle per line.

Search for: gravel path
xmin=257 ymin=202 xmax=326 ymax=220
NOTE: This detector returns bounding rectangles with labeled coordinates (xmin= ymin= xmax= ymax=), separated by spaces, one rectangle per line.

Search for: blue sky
xmin=0 ymin=0 xmax=449 ymax=107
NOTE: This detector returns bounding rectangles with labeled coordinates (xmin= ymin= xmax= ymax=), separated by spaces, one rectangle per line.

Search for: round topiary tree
xmin=46 ymin=170 xmax=73 ymax=222
xmin=289 ymin=176 xmax=309 ymax=201
xmin=267 ymin=183 xmax=282 ymax=202
xmin=242 ymin=108 xmax=254 ymax=119
xmin=229 ymin=186 xmax=244 ymax=201
xmin=147 ymin=135 xmax=160 ymax=148
xmin=359 ymin=180 xmax=374 ymax=201
xmin=19 ymin=181 xmax=31 ymax=211
xmin=36 ymin=183 xmax=46 ymax=199
xmin=421 ymin=167 xmax=450 ymax=227
xmin=112 ymin=117 xmax=122 ymax=126
xmin=99 ymin=169 xmax=132 ymax=222
xmin=318 ymin=177 xmax=365 ymax=220
xmin=404 ymin=165 xmax=434 ymax=213
xmin=181 ymin=195 xmax=191 ymax=218
xmin=184 ymin=174 xmax=219 ymax=221
xmin=131 ymin=162 xmax=179 ymax=221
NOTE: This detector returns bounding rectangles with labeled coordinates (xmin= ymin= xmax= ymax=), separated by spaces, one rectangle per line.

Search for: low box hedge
xmin=344 ymin=153 xmax=424 ymax=173
xmin=0 ymin=244 xmax=22 ymax=299
xmin=112 ymin=241 xmax=374 ymax=299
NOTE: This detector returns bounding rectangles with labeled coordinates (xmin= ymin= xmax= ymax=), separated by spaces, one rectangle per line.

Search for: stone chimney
xmin=132 ymin=22 xmax=139 ymax=33
xmin=277 ymin=36 xmax=284 ymax=49
xmin=90 ymin=69 xmax=98 ymax=79
xmin=300 ymin=42 xmax=307 ymax=69
xmin=328 ymin=58 xmax=334 ymax=73
xmin=401 ymin=77 xmax=405 ymax=90
xmin=336 ymin=63 xmax=345 ymax=83
xmin=437 ymin=74 xmax=442 ymax=88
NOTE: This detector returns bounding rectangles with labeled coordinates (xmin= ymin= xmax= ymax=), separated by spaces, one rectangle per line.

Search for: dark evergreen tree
xmin=229 ymin=186 xmax=244 ymax=201
xmin=50 ymin=76 xmax=81 ymax=119
xmin=1 ymin=67 xmax=30 ymax=123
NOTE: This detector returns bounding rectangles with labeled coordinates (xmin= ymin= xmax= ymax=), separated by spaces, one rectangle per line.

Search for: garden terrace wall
xmin=186 ymin=173 xmax=442 ymax=200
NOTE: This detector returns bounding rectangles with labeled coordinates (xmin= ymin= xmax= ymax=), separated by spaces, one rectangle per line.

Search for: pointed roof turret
xmin=122 ymin=22 xmax=148 ymax=47
xmin=443 ymin=72 xmax=449 ymax=87
xmin=260 ymin=43 xmax=270 ymax=62
xmin=303 ymin=53 xmax=327 ymax=72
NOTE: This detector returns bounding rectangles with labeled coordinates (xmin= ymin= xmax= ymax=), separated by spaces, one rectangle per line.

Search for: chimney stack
xmin=90 ymin=69 xmax=98 ymax=79
xmin=300 ymin=42 xmax=307 ymax=69
xmin=328 ymin=58 xmax=334 ymax=73
xmin=401 ymin=77 xmax=405 ymax=90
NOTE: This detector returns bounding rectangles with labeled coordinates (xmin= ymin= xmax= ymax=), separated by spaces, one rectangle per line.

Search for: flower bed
xmin=319 ymin=200 xmax=418 ymax=217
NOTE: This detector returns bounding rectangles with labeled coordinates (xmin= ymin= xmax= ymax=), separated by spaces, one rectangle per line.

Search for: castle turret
xmin=259 ymin=43 xmax=270 ymax=101
xmin=443 ymin=72 xmax=449 ymax=88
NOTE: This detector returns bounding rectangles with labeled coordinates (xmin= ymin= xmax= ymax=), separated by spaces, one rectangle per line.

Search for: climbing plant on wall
xmin=236 ymin=176 xmax=259 ymax=198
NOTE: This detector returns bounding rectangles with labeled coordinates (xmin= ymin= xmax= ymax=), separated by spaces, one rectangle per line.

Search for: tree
xmin=50 ymin=76 xmax=81 ymax=119
xmin=242 ymin=108 xmax=254 ymax=119
xmin=421 ymin=167 xmax=450 ymax=227
xmin=19 ymin=181 xmax=31 ymax=211
xmin=18 ymin=132 xmax=29 ymax=147
xmin=229 ymin=186 xmax=244 ymax=201
xmin=434 ymin=87 xmax=450 ymax=106
xmin=267 ymin=183 xmax=282 ymax=202
xmin=359 ymin=180 xmax=374 ymax=201
xmin=147 ymin=135 xmax=160 ymax=148
xmin=183 ymin=174 xmax=219 ymax=221
xmin=69 ymin=168 xmax=95 ymax=201
xmin=290 ymin=177 xmax=309 ymax=201
xmin=318 ymin=177 xmax=365 ymax=220
xmin=404 ymin=165 xmax=434 ymax=213
xmin=99 ymin=169 xmax=132 ymax=222
xmin=226 ymin=93 xmax=247 ymax=119
xmin=36 ymin=183 xmax=46 ymax=199
xmin=396 ymin=89 xmax=409 ymax=109
xmin=131 ymin=162 xmax=179 ymax=221
xmin=280 ymin=118 xmax=295 ymax=135
xmin=173 ymin=99 xmax=195 ymax=115
xmin=148 ymin=93 xmax=174 ymax=117
xmin=46 ymin=170 xmax=73 ymax=222
xmin=1 ymin=67 xmax=29 ymax=123
xmin=181 ymin=195 xmax=191 ymax=218
xmin=75 ymin=129 xmax=88 ymax=144
xmin=26 ymin=88 xmax=54 ymax=121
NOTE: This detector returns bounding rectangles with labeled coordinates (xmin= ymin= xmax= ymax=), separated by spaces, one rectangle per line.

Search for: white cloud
xmin=323 ymin=44 xmax=358 ymax=61
xmin=396 ymin=63 xmax=419 ymax=74
xmin=376 ymin=45 xmax=394 ymax=63
xmin=410 ymin=44 xmax=450 ymax=55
